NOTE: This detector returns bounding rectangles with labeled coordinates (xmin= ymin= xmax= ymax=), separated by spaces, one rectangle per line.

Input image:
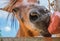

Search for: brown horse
xmin=0 ymin=0 xmax=52 ymax=37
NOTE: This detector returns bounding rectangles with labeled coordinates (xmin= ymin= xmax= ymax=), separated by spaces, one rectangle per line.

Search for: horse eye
xmin=13 ymin=7 xmax=19 ymax=12
xmin=44 ymin=9 xmax=49 ymax=13
xmin=39 ymin=9 xmax=49 ymax=13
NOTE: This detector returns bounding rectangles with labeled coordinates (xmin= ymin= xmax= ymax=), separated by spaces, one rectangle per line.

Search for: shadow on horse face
xmin=13 ymin=4 xmax=51 ymax=37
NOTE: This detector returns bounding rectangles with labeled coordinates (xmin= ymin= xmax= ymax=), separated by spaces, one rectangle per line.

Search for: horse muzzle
xmin=29 ymin=9 xmax=50 ymax=23
xmin=28 ymin=7 xmax=51 ymax=37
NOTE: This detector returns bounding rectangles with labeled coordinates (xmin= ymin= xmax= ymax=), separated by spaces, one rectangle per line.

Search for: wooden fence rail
xmin=0 ymin=38 xmax=60 ymax=41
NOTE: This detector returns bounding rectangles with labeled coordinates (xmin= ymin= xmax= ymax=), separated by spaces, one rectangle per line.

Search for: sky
xmin=0 ymin=0 xmax=54 ymax=37
xmin=0 ymin=10 xmax=19 ymax=37
xmin=0 ymin=0 xmax=19 ymax=37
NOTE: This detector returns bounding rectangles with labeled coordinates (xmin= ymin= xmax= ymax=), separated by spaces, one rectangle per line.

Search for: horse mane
xmin=2 ymin=0 xmax=17 ymax=12
xmin=0 ymin=0 xmax=39 ymax=12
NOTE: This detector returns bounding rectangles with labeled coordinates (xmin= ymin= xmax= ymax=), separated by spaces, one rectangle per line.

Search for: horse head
xmin=0 ymin=0 xmax=51 ymax=37
xmin=12 ymin=4 xmax=51 ymax=37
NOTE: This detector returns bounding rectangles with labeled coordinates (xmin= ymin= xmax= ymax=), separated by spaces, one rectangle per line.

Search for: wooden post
xmin=55 ymin=0 xmax=60 ymax=11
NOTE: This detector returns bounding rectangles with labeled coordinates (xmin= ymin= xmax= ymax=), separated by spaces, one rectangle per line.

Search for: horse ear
xmin=0 ymin=8 xmax=11 ymax=12
xmin=0 ymin=0 xmax=17 ymax=12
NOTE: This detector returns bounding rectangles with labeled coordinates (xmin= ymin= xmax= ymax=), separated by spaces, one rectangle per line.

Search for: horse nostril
xmin=29 ymin=12 xmax=39 ymax=22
